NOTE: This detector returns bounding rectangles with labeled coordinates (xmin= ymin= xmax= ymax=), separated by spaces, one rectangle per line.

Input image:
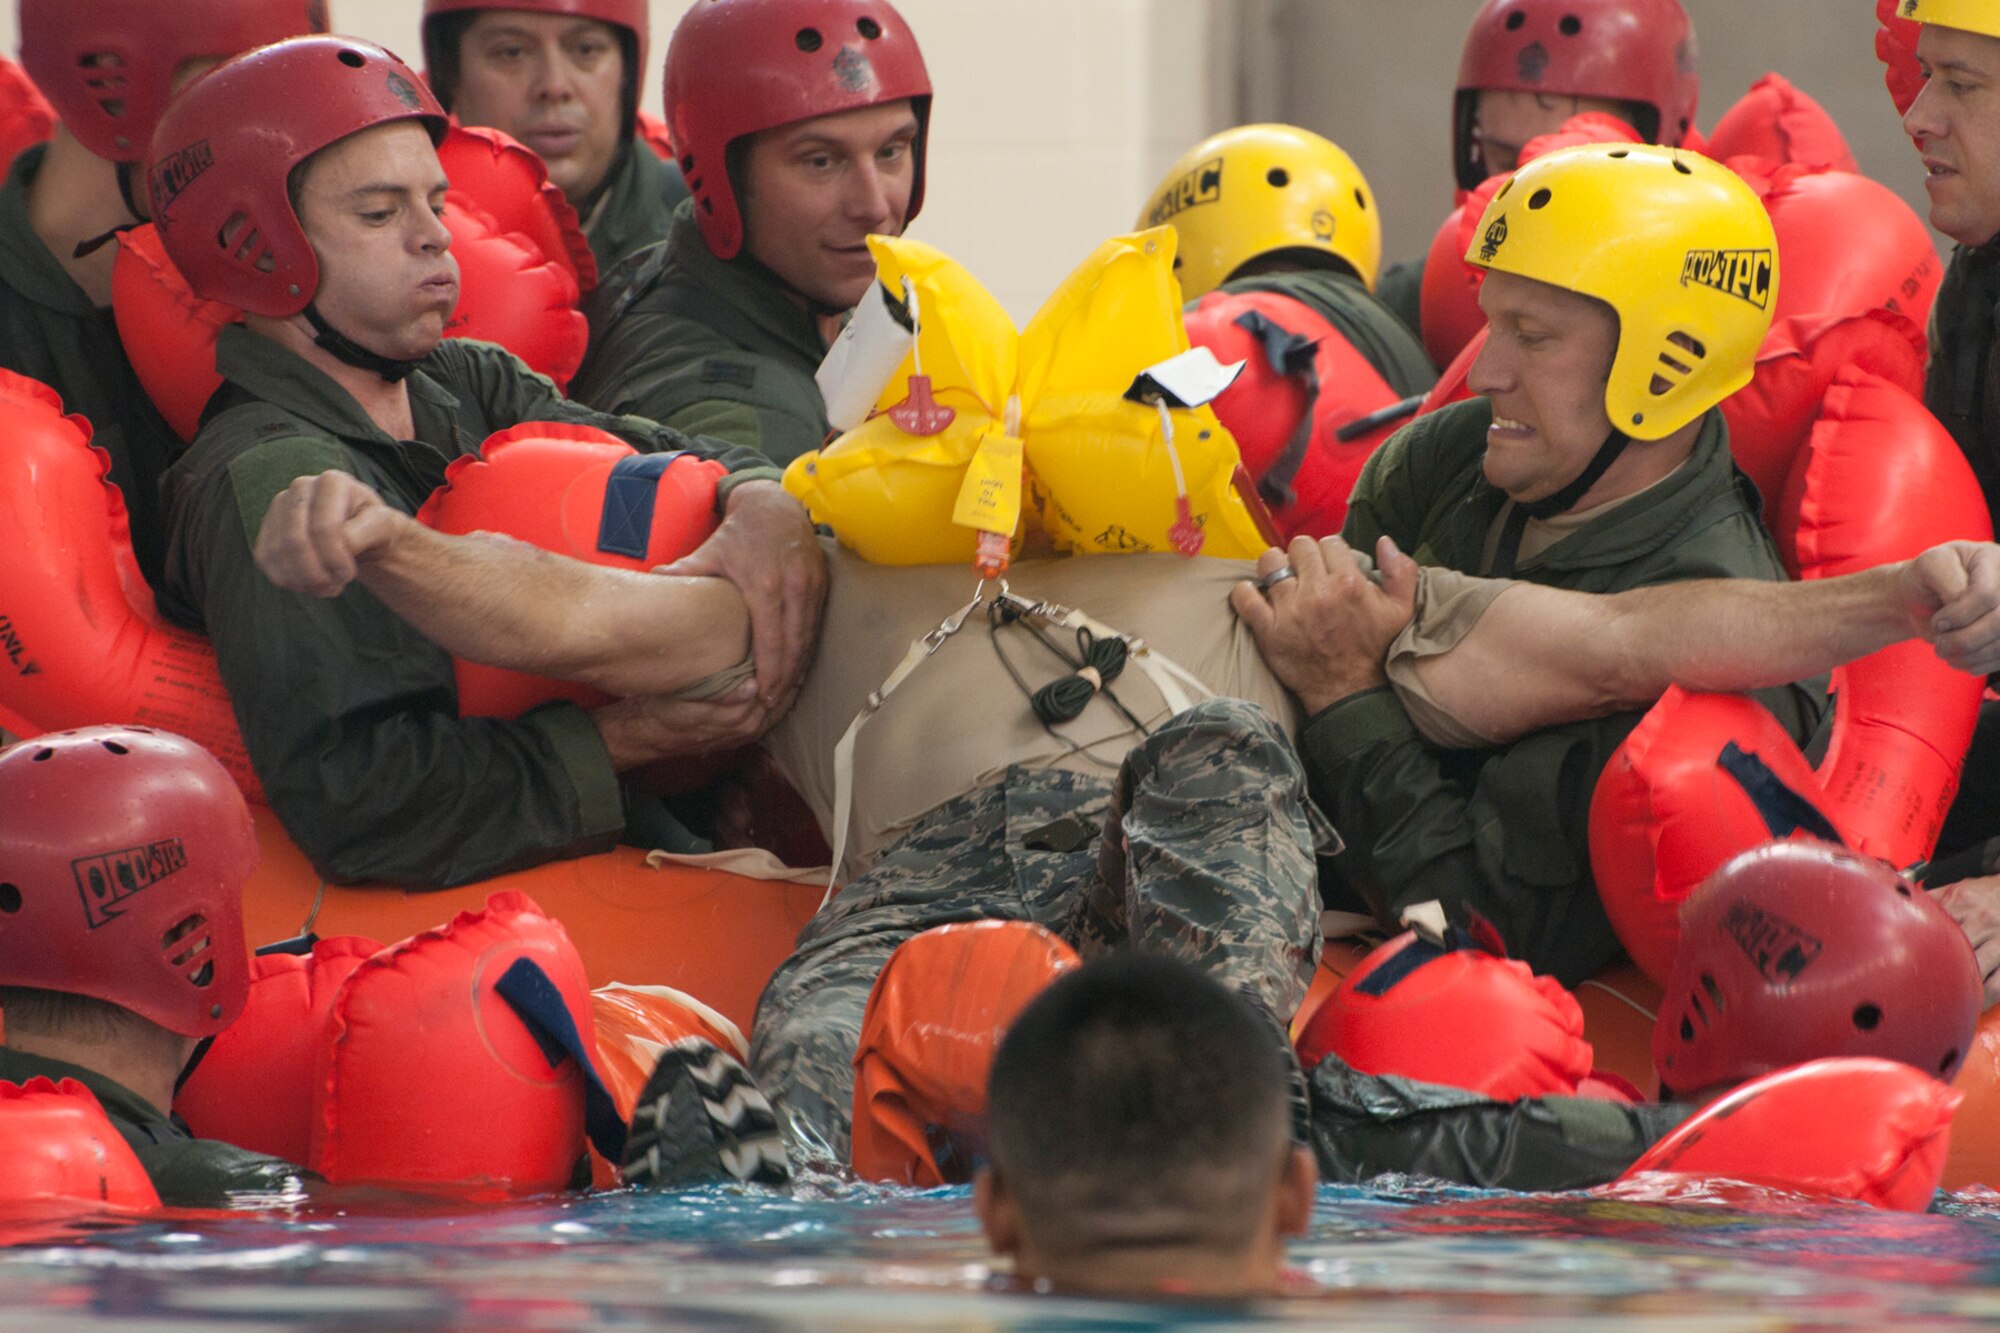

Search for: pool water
xmin=6 ymin=1176 xmax=2000 ymax=1330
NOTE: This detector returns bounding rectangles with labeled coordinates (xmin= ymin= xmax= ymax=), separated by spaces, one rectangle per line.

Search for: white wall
xmin=0 ymin=0 xmax=1235 ymax=321
xmin=2 ymin=2 xmax=1942 ymax=315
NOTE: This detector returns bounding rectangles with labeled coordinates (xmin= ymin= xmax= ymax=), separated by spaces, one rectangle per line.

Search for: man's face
xmin=1467 ymin=270 xmax=1621 ymax=502
xmin=1471 ymin=88 xmax=1634 ymax=178
xmin=448 ymin=10 xmax=624 ymax=203
xmin=738 ymin=100 xmax=920 ymax=311
xmin=296 ymin=121 xmax=459 ymax=361
xmin=1905 ymin=24 xmax=2000 ymax=247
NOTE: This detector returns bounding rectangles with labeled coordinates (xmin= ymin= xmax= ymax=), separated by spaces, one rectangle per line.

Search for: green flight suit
xmin=0 ymin=1047 xmax=306 ymax=1207
xmin=0 ymin=145 xmax=185 ymax=589
xmin=157 ymin=326 xmax=777 ymax=888
xmin=1301 ymin=398 xmax=1827 ymax=984
xmin=573 ymin=202 xmax=831 ymax=467
xmin=580 ymin=140 xmax=691 ymax=277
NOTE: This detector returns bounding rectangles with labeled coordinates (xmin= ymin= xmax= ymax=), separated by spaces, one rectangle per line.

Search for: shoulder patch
xmin=701 ymin=360 xmax=757 ymax=390
xmin=227 ymin=436 xmax=354 ymax=550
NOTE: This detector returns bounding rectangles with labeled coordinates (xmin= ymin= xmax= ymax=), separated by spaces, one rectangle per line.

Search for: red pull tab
xmin=887 ymin=374 xmax=956 ymax=435
xmin=1168 ymin=496 xmax=1205 ymax=557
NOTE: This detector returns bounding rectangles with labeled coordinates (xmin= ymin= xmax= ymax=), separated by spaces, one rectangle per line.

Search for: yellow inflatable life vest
xmin=785 ymin=227 xmax=1275 ymax=569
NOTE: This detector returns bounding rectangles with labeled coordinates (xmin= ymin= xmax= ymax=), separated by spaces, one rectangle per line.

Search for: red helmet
xmin=421 ymin=0 xmax=648 ymax=135
xmin=147 ymin=36 xmax=449 ymax=318
xmin=18 ymin=0 xmax=328 ymax=164
xmin=0 ymin=727 xmax=255 ymax=1038
xmin=1452 ymin=0 xmax=1699 ymax=189
xmin=1654 ymin=841 xmax=1981 ymax=1099
xmin=664 ymin=0 xmax=933 ymax=259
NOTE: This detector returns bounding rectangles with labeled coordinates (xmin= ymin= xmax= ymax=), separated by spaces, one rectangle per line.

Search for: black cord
xmin=988 ymin=601 xmax=1150 ymax=733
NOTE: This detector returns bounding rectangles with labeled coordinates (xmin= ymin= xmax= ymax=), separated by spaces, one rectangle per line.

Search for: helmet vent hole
xmin=163 ymin=915 xmax=211 ymax=973
xmin=1673 ymin=159 xmax=1693 ymax=176
xmin=336 ymin=50 xmax=365 ymax=69
xmin=1266 ymin=168 xmax=1290 ymax=188
xmin=1894 ymin=882 xmax=1913 ymax=898
xmin=1678 ymin=1016 xmax=1695 ymax=1042
xmin=680 ymin=154 xmax=694 ymax=174
xmin=31 ymin=749 xmax=52 ymax=762
xmin=190 ymin=961 xmax=215 ymax=989
xmin=857 ymin=17 xmax=883 ymax=39
xmin=796 ymin=27 xmax=824 ymax=53
xmin=1943 ymin=1049 xmax=1961 ymax=1075
xmin=1355 ymin=188 xmax=1367 ymax=210
xmin=1527 ymin=188 xmax=1552 ymax=210
xmin=99 ymin=740 xmax=129 ymax=756
xmin=1607 ymin=149 xmax=1629 ymax=159
xmin=1505 ymin=11 xmax=1526 ymax=29
xmin=1698 ymin=971 xmax=1725 ymax=1014
xmin=1852 ymin=1002 xmax=1883 ymax=1031
xmin=0 ymin=884 xmax=18 ymax=914
xmin=1558 ymin=15 xmax=1583 ymax=36
xmin=1495 ymin=179 xmax=1514 ymax=200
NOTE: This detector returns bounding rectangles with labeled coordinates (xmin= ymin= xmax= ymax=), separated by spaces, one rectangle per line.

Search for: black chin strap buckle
xmin=303 ymin=304 xmax=425 ymax=383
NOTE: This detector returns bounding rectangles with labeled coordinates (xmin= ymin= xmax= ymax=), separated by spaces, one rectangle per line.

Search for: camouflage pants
xmin=748 ymin=697 xmax=1325 ymax=1167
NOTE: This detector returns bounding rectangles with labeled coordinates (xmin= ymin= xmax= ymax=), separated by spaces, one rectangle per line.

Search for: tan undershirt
xmin=680 ymin=541 xmax=1517 ymax=877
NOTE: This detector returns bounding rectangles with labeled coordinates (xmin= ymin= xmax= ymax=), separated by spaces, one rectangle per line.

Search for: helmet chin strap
xmin=303 ymin=303 xmax=425 ymax=383
xmin=1490 ymin=426 xmax=1632 ymax=577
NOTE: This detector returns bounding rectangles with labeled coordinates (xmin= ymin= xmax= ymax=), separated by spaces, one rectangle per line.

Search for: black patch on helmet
xmin=1517 ymin=40 xmax=1550 ymax=83
xmin=832 ymin=45 xmax=879 ymax=96
xmin=1145 ymin=158 xmax=1224 ymax=225
xmin=385 ymin=70 xmax=424 ymax=112
xmin=1479 ymin=213 xmax=1508 ymax=262
xmin=1720 ymin=900 xmax=1823 ymax=984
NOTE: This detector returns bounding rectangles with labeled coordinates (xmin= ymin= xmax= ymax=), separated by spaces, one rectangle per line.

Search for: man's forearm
xmin=356 ymin=520 xmax=750 ymax=697
xmin=1412 ymin=562 xmax=1924 ymax=745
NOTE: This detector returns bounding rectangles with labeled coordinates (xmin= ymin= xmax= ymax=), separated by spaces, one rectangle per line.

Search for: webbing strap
xmin=495 ymin=957 xmax=628 ymax=1165
xmin=597 ymin=452 xmax=685 ymax=560
xmin=1232 ymin=309 xmax=1322 ymax=510
xmin=826 ymin=633 xmax=940 ymax=903
xmin=1717 ymin=741 xmax=1847 ymax=845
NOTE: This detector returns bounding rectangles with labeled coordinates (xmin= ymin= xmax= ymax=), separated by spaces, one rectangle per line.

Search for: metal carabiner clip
xmin=921 ymin=578 xmax=991 ymax=653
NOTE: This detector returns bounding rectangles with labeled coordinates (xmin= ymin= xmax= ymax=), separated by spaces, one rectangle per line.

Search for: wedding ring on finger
xmin=1257 ymin=566 xmax=1297 ymax=594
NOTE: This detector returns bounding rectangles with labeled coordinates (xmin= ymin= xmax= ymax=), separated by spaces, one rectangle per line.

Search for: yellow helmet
xmin=1138 ymin=124 xmax=1383 ymax=300
xmin=1466 ymin=143 xmax=1777 ymax=441
xmin=1898 ymin=0 xmax=2000 ymax=38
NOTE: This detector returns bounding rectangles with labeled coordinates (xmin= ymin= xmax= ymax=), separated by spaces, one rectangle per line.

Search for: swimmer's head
xmin=977 ymin=952 xmax=1315 ymax=1301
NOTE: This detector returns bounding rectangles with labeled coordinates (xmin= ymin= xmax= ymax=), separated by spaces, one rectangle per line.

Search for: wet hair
xmin=986 ymin=952 xmax=1293 ymax=1257
xmin=0 ymin=987 xmax=148 ymax=1045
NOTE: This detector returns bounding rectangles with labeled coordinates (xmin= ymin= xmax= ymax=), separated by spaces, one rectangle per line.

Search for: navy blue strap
xmin=1232 ymin=309 xmax=1322 ymax=510
xmin=1717 ymin=740 xmax=1847 ymax=846
xmin=1354 ymin=934 xmax=1449 ymax=996
xmin=597 ymin=452 xmax=685 ymax=561
xmin=495 ymin=957 xmax=628 ymax=1164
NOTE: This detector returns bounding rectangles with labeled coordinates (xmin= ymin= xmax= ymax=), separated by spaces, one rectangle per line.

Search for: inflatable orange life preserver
xmin=1616 ymin=1057 xmax=1960 ymax=1211
xmin=1293 ymin=930 xmax=1596 ymax=1101
xmin=416 ymin=424 xmax=725 ymax=718
xmin=1183 ymin=287 xmax=1412 ymax=538
xmin=1877 ymin=0 xmax=1927 ymax=118
xmin=439 ymin=192 xmax=590 ymax=393
xmin=438 ymin=123 xmax=597 ymax=294
xmin=1703 ymin=73 xmax=1858 ymax=174
xmin=0 ymin=369 xmax=259 ymax=796
xmin=311 ymin=891 xmax=594 ymax=1196
xmin=177 ymin=892 xmax=788 ymax=1196
xmin=1589 ymin=362 xmax=1992 ymax=983
xmin=1298 ymin=938 xmax=2000 ymax=1191
xmin=173 ymin=937 xmax=379 ymax=1168
xmin=115 ymin=200 xmax=589 ymax=442
xmin=0 ymin=57 xmax=54 ymax=178
xmin=849 ymin=920 xmax=1080 ymax=1187
xmin=0 ymin=1077 xmax=161 ymax=1213
xmin=0 ymin=372 xmax=728 ymax=791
